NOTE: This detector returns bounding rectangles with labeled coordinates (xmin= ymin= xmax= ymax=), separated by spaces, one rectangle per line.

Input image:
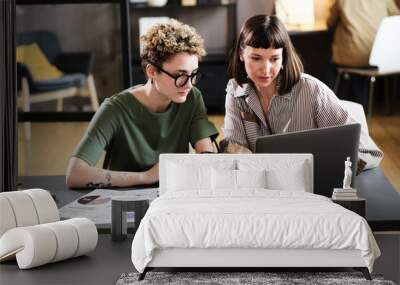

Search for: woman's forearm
xmin=194 ymin=137 xmax=214 ymax=153
xmin=65 ymin=157 xmax=158 ymax=188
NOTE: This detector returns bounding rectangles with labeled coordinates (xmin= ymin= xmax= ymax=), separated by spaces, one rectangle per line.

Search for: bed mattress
xmin=131 ymin=190 xmax=380 ymax=273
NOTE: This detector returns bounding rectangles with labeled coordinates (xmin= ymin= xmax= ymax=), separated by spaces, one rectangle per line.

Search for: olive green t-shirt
xmin=72 ymin=86 xmax=218 ymax=172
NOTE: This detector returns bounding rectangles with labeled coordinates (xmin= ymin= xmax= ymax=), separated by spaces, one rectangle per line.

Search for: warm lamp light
xmin=275 ymin=0 xmax=315 ymax=25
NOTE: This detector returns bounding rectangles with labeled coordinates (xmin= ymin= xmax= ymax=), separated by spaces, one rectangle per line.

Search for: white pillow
xmin=211 ymin=169 xmax=267 ymax=190
xmin=237 ymin=159 xmax=310 ymax=192
xmin=211 ymin=168 xmax=236 ymax=190
xmin=236 ymin=169 xmax=267 ymax=189
xmin=266 ymin=162 xmax=308 ymax=191
xmin=167 ymin=162 xmax=211 ymax=191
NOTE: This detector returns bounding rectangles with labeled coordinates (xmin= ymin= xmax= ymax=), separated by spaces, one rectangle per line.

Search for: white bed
xmin=131 ymin=154 xmax=380 ymax=280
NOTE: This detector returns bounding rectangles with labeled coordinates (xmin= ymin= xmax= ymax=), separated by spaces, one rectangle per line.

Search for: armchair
xmin=16 ymin=30 xmax=99 ymax=113
xmin=0 ymin=189 xmax=98 ymax=269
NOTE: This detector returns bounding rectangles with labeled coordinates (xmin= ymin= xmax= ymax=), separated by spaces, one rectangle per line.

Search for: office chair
xmin=334 ymin=16 xmax=400 ymax=119
xmin=17 ymin=30 xmax=99 ymax=115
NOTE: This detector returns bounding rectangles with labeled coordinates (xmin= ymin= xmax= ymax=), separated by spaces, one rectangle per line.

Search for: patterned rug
xmin=116 ymin=271 xmax=395 ymax=285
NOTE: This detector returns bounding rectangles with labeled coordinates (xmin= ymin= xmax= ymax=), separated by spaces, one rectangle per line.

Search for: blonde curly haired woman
xmin=66 ymin=19 xmax=218 ymax=188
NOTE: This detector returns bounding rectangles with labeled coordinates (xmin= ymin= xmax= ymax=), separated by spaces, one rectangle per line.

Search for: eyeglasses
xmin=148 ymin=61 xmax=203 ymax=88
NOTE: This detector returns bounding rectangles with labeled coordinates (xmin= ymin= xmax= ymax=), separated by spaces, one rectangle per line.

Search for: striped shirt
xmin=222 ymin=74 xmax=383 ymax=169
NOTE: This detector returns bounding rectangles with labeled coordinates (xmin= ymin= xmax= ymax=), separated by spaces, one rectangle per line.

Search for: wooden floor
xmin=18 ymin=112 xmax=400 ymax=192
xmin=368 ymin=114 xmax=400 ymax=191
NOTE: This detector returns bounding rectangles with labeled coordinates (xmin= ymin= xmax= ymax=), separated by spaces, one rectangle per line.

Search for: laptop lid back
xmin=255 ymin=124 xmax=361 ymax=197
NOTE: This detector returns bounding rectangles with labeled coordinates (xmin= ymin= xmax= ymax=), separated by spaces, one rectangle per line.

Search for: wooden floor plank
xmin=369 ymin=114 xmax=400 ymax=191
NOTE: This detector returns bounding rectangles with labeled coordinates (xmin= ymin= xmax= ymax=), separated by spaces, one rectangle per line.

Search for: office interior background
xmin=1 ymin=0 xmax=399 ymax=191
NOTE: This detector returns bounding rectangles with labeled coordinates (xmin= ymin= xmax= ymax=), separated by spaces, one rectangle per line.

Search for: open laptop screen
xmin=255 ymin=124 xmax=361 ymax=197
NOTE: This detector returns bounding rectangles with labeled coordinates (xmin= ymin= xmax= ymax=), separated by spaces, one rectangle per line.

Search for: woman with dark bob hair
xmin=221 ymin=15 xmax=383 ymax=170
xmin=66 ymin=19 xmax=218 ymax=188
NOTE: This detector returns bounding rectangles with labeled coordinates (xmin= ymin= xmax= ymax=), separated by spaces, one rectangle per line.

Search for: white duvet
xmin=131 ymin=190 xmax=380 ymax=273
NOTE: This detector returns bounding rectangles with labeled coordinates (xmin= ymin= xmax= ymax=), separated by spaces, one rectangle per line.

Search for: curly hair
xmin=140 ymin=19 xmax=206 ymax=71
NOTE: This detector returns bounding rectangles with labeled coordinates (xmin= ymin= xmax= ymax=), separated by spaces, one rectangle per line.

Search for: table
xmin=354 ymin=168 xmax=400 ymax=232
xmin=1 ymin=168 xmax=399 ymax=284
xmin=0 ymin=235 xmax=133 ymax=284
xmin=332 ymin=198 xmax=366 ymax=218
xmin=15 ymin=168 xmax=400 ymax=232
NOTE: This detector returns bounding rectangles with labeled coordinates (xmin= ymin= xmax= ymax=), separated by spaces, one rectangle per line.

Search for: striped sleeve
xmin=340 ymin=102 xmax=384 ymax=170
xmin=222 ymin=79 xmax=249 ymax=148
xmin=315 ymin=85 xmax=349 ymax=127
xmin=314 ymin=82 xmax=383 ymax=169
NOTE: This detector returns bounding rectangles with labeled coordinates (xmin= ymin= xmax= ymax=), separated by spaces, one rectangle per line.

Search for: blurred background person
xmin=327 ymin=0 xmax=400 ymax=110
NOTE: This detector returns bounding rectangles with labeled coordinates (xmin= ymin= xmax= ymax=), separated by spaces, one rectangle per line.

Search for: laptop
xmin=255 ymin=124 xmax=361 ymax=197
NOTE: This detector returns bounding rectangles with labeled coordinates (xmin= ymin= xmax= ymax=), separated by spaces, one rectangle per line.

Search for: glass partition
xmin=16 ymin=2 xmax=131 ymax=120
xmin=18 ymin=122 xmax=105 ymax=176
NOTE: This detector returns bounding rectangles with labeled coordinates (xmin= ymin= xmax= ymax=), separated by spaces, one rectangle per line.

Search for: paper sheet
xmin=59 ymin=188 xmax=158 ymax=229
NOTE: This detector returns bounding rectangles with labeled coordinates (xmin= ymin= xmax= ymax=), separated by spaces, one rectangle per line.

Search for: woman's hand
xmin=225 ymin=142 xmax=252 ymax=154
xmin=142 ymin=163 xmax=159 ymax=185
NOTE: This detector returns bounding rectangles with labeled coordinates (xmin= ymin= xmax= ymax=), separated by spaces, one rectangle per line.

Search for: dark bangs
xmin=229 ymin=15 xmax=303 ymax=93
xmin=242 ymin=17 xmax=286 ymax=50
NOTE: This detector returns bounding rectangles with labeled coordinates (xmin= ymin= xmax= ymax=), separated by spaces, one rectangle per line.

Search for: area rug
xmin=116 ymin=271 xmax=395 ymax=285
